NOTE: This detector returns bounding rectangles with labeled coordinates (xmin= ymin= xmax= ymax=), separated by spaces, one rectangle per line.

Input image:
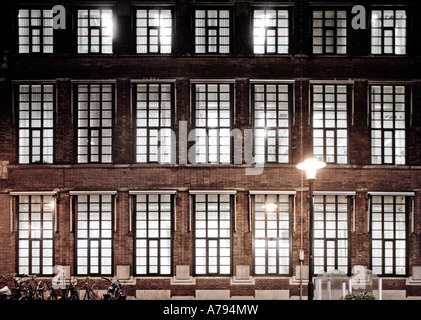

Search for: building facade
xmin=0 ymin=0 xmax=421 ymax=299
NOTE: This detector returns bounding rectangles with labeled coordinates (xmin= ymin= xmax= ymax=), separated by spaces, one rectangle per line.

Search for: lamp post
xmin=297 ymin=157 xmax=326 ymax=300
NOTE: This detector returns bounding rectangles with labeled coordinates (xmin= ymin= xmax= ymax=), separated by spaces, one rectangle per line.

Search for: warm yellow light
xmin=265 ymin=203 xmax=277 ymax=212
xmin=297 ymin=157 xmax=326 ymax=180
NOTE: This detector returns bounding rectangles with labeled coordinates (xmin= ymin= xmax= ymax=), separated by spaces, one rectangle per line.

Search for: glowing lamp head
xmin=296 ymin=158 xmax=326 ymax=181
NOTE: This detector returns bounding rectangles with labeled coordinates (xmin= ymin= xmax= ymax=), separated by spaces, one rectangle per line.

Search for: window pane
xmin=195 ymin=9 xmax=230 ymax=54
xmin=312 ymin=84 xmax=349 ymax=164
xmin=17 ymin=195 xmax=54 ymax=275
xmin=78 ymin=9 xmax=113 ymax=54
xmin=371 ymin=195 xmax=407 ymax=276
xmin=18 ymin=85 xmax=55 ymax=164
xmin=253 ymin=9 xmax=289 ymax=54
xmin=370 ymin=85 xmax=406 ymax=165
xmin=194 ymin=194 xmax=232 ymax=275
xmin=76 ymin=194 xmax=113 ymax=276
xmin=76 ymin=84 xmax=114 ymax=163
xmin=135 ymin=84 xmax=174 ymax=164
xmin=253 ymin=194 xmax=291 ymax=275
xmin=193 ymin=84 xmax=232 ymax=164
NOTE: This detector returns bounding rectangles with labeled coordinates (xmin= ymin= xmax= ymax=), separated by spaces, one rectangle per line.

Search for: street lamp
xmin=297 ymin=157 xmax=326 ymax=300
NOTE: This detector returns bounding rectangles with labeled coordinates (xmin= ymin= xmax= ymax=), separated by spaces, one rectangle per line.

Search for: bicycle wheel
xmin=84 ymin=289 xmax=99 ymax=300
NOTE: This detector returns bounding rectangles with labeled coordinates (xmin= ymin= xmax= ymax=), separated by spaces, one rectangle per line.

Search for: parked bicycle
xmin=78 ymin=277 xmax=99 ymax=300
xmin=101 ymin=277 xmax=126 ymax=300
xmin=0 ymin=275 xmax=13 ymax=300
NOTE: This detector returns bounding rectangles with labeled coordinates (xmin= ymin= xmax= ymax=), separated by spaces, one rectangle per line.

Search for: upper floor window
xmin=76 ymin=83 xmax=114 ymax=164
xmin=252 ymin=83 xmax=291 ymax=163
xmin=312 ymin=9 xmax=347 ymax=55
xmin=194 ymin=9 xmax=230 ymax=54
xmin=135 ymin=83 xmax=174 ymax=163
xmin=136 ymin=9 xmax=172 ymax=54
xmin=371 ymin=9 xmax=407 ymax=55
xmin=370 ymin=85 xmax=407 ymax=165
xmin=253 ymin=9 xmax=289 ymax=55
xmin=18 ymin=9 xmax=54 ymax=54
xmin=77 ymin=9 xmax=113 ymax=54
xmin=18 ymin=84 xmax=55 ymax=164
xmin=312 ymin=84 xmax=349 ymax=164
xmin=192 ymin=83 xmax=233 ymax=164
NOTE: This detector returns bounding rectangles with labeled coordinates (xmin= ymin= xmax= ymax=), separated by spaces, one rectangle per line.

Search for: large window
xmin=370 ymin=194 xmax=408 ymax=276
xmin=133 ymin=193 xmax=173 ymax=276
xmin=253 ymin=9 xmax=289 ymax=54
xmin=18 ymin=84 xmax=54 ymax=164
xmin=312 ymin=84 xmax=349 ymax=164
xmin=371 ymin=9 xmax=407 ymax=55
xmin=76 ymin=84 xmax=114 ymax=164
xmin=312 ymin=9 xmax=347 ymax=55
xmin=17 ymin=195 xmax=55 ymax=276
xmin=18 ymin=9 xmax=54 ymax=54
xmin=194 ymin=9 xmax=230 ymax=54
xmin=136 ymin=9 xmax=172 ymax=54
xmin=370 ymin=85 xmax=407 ymax=165
xmin=252 ymin=83 xmax=291 ymax=164
xmin=192 ymin=83 xmax=233 ymax=164
xmin=313 ymin=194 xmax=351 ymax=275
xmin=193 ymin=192 xmax=233 ymax=276
xmin=135 ymin=83 xmax=174 ymax=163
xmin=77 ymin=9 xmax=113 ymax=54
xmin=253 ymin=193 xmax=292 ymax=275
xmin=75 ymin=194 xmax=114 ymax=276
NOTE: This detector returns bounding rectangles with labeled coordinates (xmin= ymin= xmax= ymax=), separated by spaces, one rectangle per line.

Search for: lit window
xmin=134 ymin=193 xmax=173 ymax=276
xmin=253 ymin=9 xmax=289 ymax=54
xmin=18 ymin=84 xmax=54 ymax=164
xmin=76 ymin=84 xmax=114 ymax=164
xmin=18 ymin=9 xmax=54 ymax=54
xmin=371 ymin=9 xmax=406 ymax=55
xmin=77 ymin=9 xmax=113 ymax=54
xmin=136 ymin=9 xmax=172 ymax=54
xmin=312 ymin=10 xmax=347 ymax=55
xmin=17 ymin=195 xmax=55 ymax=276
xmin=135 ymin=83 xmax=174 ymax=164
xmin=194 ymin=9 xmax=230 ymax=54
xmin=194 ymin=193 xmax=232 ymax=276
xmin=252 ymin=83 xmax=291 ymax=163
xmin=312 ymin=84 xmax=349 ymax=164
xmin=192 ymin=83 xmax=233 ymax=164
xmin=75 ymin=194 xmax=113 ymax=276
xmin=253 ymin=194 xmax=292 ymax=275
xmin=370 ymin=85 xmax=406 ymax=165
xmin=371 ymin=195 xmax=407 ymax=276
xmin=313 ymin=194 xmax=351 ymax=275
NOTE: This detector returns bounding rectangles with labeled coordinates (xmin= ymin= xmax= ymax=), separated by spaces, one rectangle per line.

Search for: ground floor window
xmin=133 ymin=192 xmax=173 ymax=276
xmin=313 ymin=194 xmax=351 ymax=275
xmin=193 ymin=192 xmax=233 ymax=276
xmin=370 ymin=194 xmax=408 ymax=276
xmin=252 ymin=193 xmax=293 ymax=275
xmin=75 ymin=194 xmax=113 ymax=276
xmin=17 ymin=195 xmax=55 ymax=275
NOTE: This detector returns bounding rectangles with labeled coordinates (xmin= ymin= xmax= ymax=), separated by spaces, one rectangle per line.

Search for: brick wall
xmin=0 ymin=0 xmax=420 ymax=299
